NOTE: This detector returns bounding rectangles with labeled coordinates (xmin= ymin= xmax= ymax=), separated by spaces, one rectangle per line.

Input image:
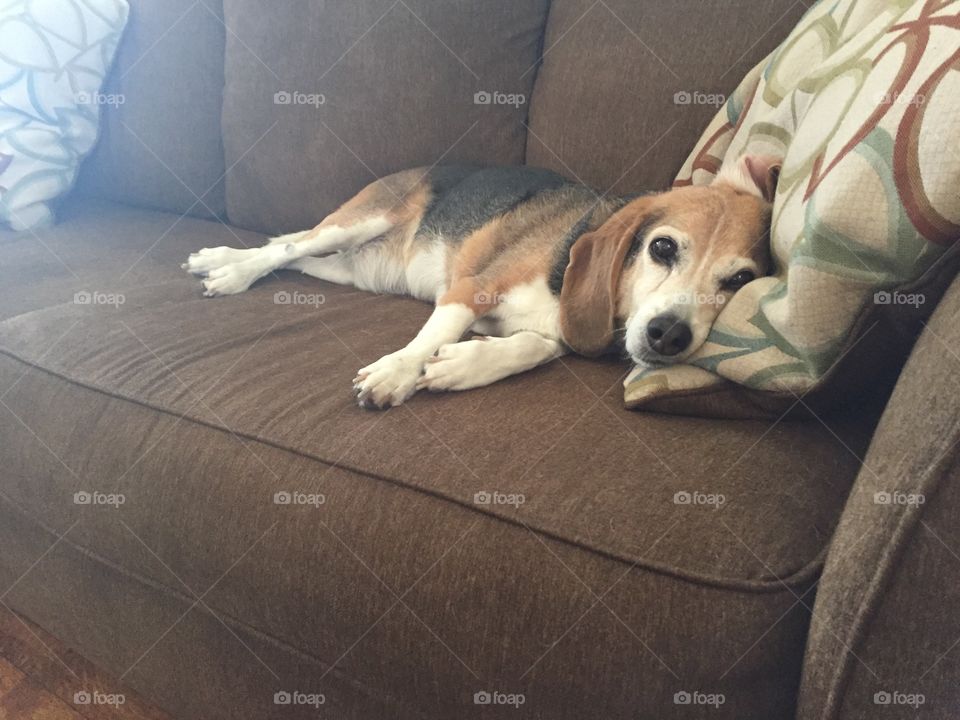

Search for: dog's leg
xmin=190 ymin=217 xmax=394 ymax=297
xmin=285 ymin=255 xmax=355 ymax=285
xmin=417 ymin=331 xmax=566 ymax=392
xmin=353 ymin=286 xmax=483 ymax=409
xmin=182 ymin=231 xmax=309 ymax=276
xmin=185 ymin=169 xmax=431 ymax=296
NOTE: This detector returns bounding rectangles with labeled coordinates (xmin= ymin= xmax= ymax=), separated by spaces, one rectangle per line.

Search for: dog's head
xmin=559 ymin=154 xmax=780 ymax=365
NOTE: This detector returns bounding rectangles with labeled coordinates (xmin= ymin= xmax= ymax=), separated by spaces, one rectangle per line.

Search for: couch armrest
xmin=797 ymin=272 xmax=960 ymax=719
xmin=75 ymin=0 xmax=227 ymax=218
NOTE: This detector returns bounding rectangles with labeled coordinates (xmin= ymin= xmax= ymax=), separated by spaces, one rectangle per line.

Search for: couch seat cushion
xmin=0 ymin=200 xmax=881 ymax=719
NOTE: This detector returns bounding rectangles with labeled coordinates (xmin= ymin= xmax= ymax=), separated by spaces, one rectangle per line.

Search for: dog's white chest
xmin=488 ymin=279 xmax=561 ymax=339
xmin=405 ymin=243 xmax=448 ymax=301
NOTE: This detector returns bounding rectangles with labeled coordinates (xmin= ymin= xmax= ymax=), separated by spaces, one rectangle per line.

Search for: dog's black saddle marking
xmin=420 ymin=166 xmax=573 ymax=241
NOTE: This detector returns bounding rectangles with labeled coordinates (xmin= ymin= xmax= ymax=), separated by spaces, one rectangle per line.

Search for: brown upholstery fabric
xmin=0 ymin=202 xmax=882 ymax=719
xmin=75 ymin=0 xmax=227 ymax=218
xmin=526 ymin=0 xmax=807 ymax=193
xmin=220 ymin=0 xmax=550 ymax=234
xmin=797 ymin=275 xmax=960 ymax=720
xmin=0 ymin=200 xmax=261 ymax=324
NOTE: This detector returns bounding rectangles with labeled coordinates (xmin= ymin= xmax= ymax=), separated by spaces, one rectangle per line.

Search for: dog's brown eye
xmin=724 ymin=270 xmax=756 ymax=291
xmin=649 ymin=236 xmax=677 ymax=265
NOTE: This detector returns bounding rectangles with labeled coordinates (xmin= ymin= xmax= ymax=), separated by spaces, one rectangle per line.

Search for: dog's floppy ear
xmin=559 ymin=208 xmax=642 ymax=357
xmin=714 ymin=154 xmax=782 ymax=203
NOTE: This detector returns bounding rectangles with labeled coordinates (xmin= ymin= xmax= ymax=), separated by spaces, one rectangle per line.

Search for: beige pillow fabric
xmin=624 ymin=0 xmax=960 ymax=417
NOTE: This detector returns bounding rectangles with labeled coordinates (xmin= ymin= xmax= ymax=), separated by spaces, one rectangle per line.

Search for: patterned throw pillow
xmin=0 ymin=0 xmax=129 ymax=231
xmin=624 ymin=0 xmax=960 ymax=417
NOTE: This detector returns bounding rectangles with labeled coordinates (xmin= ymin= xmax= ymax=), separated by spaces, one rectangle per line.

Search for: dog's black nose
xmin=646 ymin=314 xmax=692 ymax=356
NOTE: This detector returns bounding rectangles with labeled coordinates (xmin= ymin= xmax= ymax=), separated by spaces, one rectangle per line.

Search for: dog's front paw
xmin=183 ymin=246 xmax=259 ymax=276
xmin=353 ymin=353 xmax=424 ymax=409
xmin=417 ymin=340 xmax=486 ymax=392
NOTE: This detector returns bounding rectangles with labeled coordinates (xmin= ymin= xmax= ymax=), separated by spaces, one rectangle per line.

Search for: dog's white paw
xmin=183 ymin=246 xmax=260 ymax=276
xmin=200 ymin=262 xmax=260 ymax=297
xmin=417 ymin=340 xmax=487 ymax=392
xmin=353 ymin=353 xmax=424 ymax=409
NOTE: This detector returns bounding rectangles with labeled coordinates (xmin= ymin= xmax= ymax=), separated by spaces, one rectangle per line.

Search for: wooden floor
xmin=0 ymin=608 xmax=173 ymax=720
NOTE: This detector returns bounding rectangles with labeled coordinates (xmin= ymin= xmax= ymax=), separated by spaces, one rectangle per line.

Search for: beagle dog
xmin=183 ymin=155 xmax=779 ymax=409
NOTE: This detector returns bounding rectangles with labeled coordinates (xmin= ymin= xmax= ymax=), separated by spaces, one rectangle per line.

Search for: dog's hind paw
xmin=200 ymin=263 xmax=259 ymax=296
xmin=184 ymin=246 xmax=260 ymax=276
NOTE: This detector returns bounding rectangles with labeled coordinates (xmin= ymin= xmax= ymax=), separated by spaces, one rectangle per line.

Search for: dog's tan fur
xmin=614 ymin=185 xmax=772 ymax=314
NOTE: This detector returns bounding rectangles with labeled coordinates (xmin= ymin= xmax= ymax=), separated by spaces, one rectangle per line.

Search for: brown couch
xmin=1 ymin=1 xmax=958 ymax=718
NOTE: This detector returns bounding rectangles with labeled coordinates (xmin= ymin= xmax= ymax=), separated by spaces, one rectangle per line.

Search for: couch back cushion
xmin=526 ymin=0 xmax=805 ymax=194
xmin=221 ymin=0 xmax=550 ymax=234
xmin=76 ymin=0 xmax=227 ymax=218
